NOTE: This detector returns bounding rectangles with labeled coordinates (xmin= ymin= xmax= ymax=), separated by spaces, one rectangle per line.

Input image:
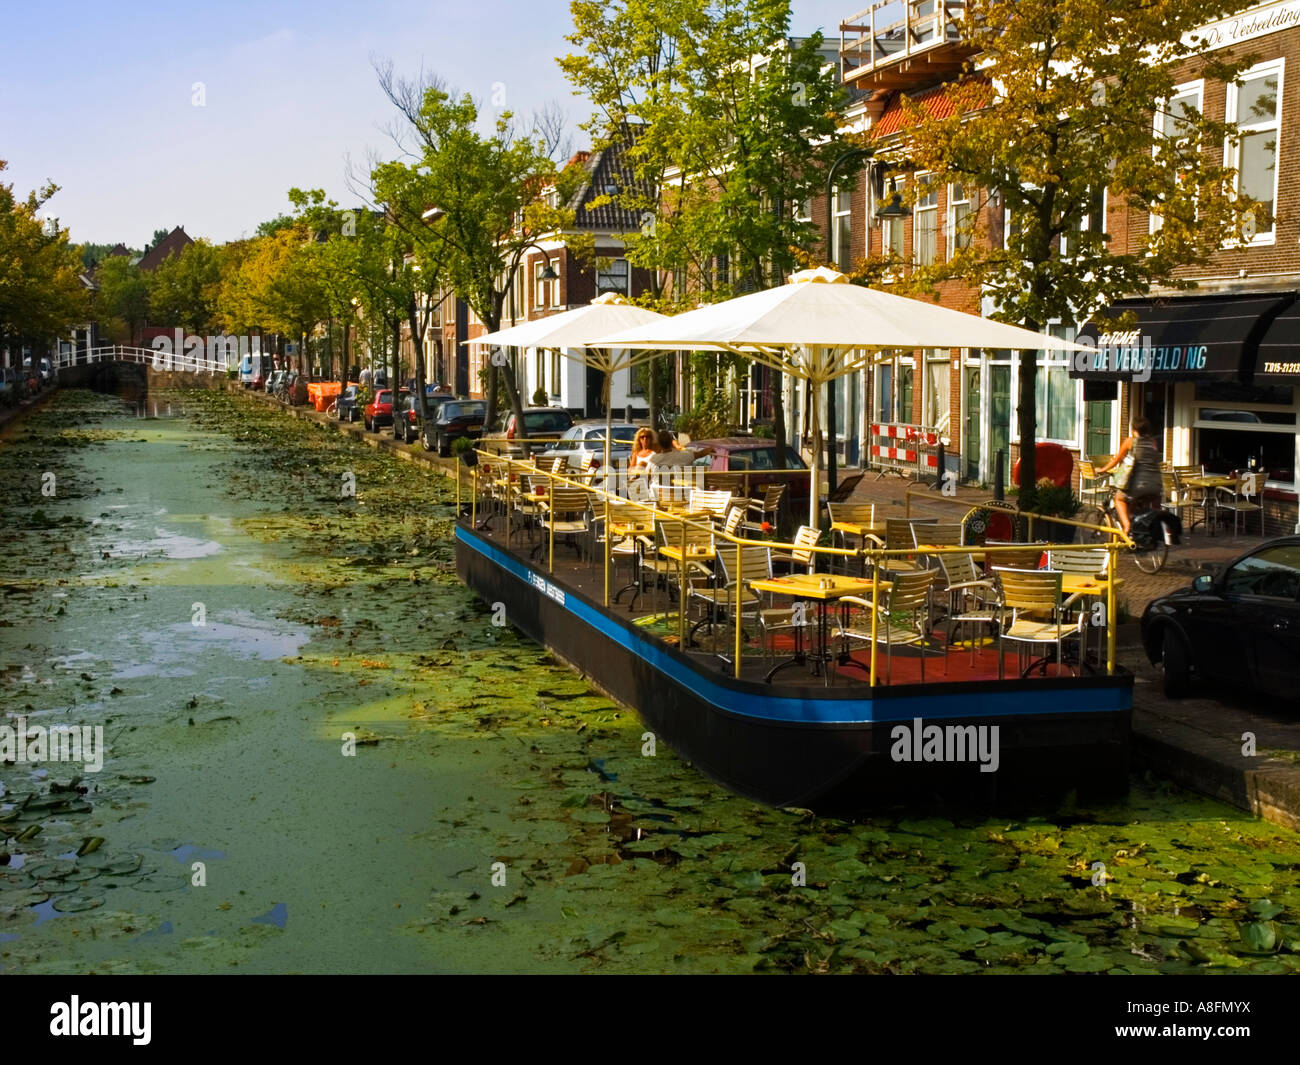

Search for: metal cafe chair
xmin=646 ymin=518 xmax=714 ymax=614
xmin=983 ymin=540 xmax=1048 ymax=572
xmin=535 ymin=487 xmax=591 ymax=562
xmin=990 ymin=567 xmax=1086 ymax=679
xmin=936 ymin=552 xmax=1000 ymax=672
xmin=770 ymin=524 xmax=821 ymax=575
xmin=1215 ymin=470 xmax=1267 ymax=537
xmin=826 ymin=502 xmax=876 ymax=574
xmin=594 ymin=500 xmax=649 ymax=603
xmin=687 ymin=542 xmax=768 ymax=655
xmin=748 ymin=483 xmax=786 ymax=528
xmin=1171 ymin=465 xmax=1209 ymax=532
xmin=689 ymin=488 xmax=736 ymax=526
xmin=833 ymin=568 xmax=939 ymax=684
xmin=1046 ymin=546 xmax=1109 ymax=576
xmin=1078 ymin=459 xmax=1111 ymax=507
xmin=874 ymin=517 xmax=937 ymax=576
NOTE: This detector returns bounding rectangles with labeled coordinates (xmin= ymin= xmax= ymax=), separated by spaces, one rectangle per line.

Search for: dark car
xmin=1141 ymin=537 xmax=1300 ymax=700
xmin=393 ymin=390 xmax=434 ymax=444
xmin=336 ymin=385 xmax=361 ymax=422
xmin=689 ymin=437 xmax=811 ymax=509
xmin=483 ymin=407 xmax=576 ymax=458
xmin=364 ymin=388 xmax=407 ymax=432
xmin=424 ymin=399 xmax=488 ymax=456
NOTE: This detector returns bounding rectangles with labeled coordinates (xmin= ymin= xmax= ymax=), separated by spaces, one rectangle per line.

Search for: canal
xmin=2 ymin=387 xmax=1300 ymax=973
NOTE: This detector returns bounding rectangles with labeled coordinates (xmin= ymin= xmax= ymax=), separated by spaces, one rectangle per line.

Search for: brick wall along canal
xmin=4 ymin=388 xmax=1300 ymax=974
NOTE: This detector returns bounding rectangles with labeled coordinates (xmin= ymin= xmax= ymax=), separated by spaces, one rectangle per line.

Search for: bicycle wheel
xmin=1132 ymin=539 xmax=1168 ymax=573
xmin=1077 ymin=505 xmax=1110 ymax=544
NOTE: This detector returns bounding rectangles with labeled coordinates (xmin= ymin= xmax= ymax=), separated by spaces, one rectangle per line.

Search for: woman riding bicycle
xmin=1097 ymin=417 xmax=1162 ymax=535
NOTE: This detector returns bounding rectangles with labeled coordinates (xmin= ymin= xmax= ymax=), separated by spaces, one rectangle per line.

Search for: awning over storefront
xmin=1071 ymin=294 xmax=1296 ymax=381
xmin=1253 ymin=298 xmax=1300 ymax=384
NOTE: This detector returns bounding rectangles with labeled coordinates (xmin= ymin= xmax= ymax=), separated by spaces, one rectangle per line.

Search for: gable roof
xmin=137 ymin=226 xmax=193 ymax=272
xmin=569 ymin=125 xmax=651 ymax=232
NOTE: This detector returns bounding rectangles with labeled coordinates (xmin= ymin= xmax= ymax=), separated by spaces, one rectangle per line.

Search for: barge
xmin=455 ymin=516 xmax=1132 ymax=811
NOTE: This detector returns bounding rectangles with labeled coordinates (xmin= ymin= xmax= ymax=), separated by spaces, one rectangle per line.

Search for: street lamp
xmin=823 ymin=145 xmax=874 ymax=495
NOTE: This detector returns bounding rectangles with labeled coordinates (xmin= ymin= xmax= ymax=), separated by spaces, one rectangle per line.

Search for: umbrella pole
xmin=808 ymin=371 xmax=821 ymax=530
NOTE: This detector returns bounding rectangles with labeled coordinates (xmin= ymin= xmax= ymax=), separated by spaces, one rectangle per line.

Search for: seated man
xmin=645 ymin=429 xmax=714 ymax=469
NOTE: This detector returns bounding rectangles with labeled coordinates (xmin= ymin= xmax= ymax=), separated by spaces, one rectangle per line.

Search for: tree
xmin=891 ymin=0 xmax=1258 ymax=503
xmin=148 ymin=239 xmax=223 ymax=335
xmin=0 ymin=161 xmax=87 ymax=353
xmin=373 ymin=74 xmax=574 ymax=430
xmin=562 ymin=0 xmax=850 ymax=458
xmin=92 ymin=255 xmax=150 ymax=344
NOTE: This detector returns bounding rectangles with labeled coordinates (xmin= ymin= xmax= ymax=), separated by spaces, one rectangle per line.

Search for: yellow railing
xmin=466 ymin=449 xmax=1127 ymax=682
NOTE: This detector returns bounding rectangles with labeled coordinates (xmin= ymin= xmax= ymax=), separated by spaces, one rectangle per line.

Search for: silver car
xmin=535 ymin=421 xmax=640 ymax=470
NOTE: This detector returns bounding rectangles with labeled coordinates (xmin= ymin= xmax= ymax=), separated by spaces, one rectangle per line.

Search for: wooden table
xmin=747 ymin=573 xmax=887 ymax=683
xmin=660 ymin=543 xmax=718 ymax=642
xmin=829 ymin=521 xmax=885 ymax=574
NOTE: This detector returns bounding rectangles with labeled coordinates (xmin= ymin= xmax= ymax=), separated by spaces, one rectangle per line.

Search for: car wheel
xmin=1161 ymin=629 xmax=1191 ymax=699
xmin=421 ymin=429 xmax=433 ymax=452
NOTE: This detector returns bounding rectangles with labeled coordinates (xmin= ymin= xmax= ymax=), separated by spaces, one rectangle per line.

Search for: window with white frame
xmin=832 ymin=185 xmax=853 ymax=272
xmin=1226 ymin=60 xmax=1283 ymax=243
xmin=794 ymin=197 xmax=812 ymax=223
xmin=551 ymin=350 xmax=562 ymax=396
xmin=533 ymin=261 xmax=549 ymax=311
xmin=923 ymin=349 xmax=950 ymax=433
xmin=1033 ymin=324 xmax=1079 ymax=444
xmin=1151 ymin=80 xmax=1203 ymax=235
xmin=947 ymin=182 xmax=971 ymax=257
xmin=596 ymin=258 xmax=630 ymax=295
xmin=914 ymin=174 xmax=938 ymax=265
xmin=549 ymin=259 xmax=561 ymax=307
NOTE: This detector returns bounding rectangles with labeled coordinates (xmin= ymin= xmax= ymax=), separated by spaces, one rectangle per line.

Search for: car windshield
xmin=1223 ymin=545 xmax=1300 ymax=599
xmin=523 ymin=412 xmax=573 ymax=434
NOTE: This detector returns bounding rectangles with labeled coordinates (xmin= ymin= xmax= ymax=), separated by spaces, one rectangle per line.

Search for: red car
xmin=363 ymin=389 xmax=408 ymax=432
xmin=689 ymin=437 xmax=811 ymax=510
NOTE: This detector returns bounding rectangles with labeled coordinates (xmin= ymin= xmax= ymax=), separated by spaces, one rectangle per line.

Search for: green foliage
xmin=0 ymin=160 xmax=88 ymax=345
xmin=92 ymin=255 xmax=150 ymax=343
xmin=1025 ymin=478 xmax=1081 ymax=519
xmin=147 ymin=239 xmax=223 ymax=333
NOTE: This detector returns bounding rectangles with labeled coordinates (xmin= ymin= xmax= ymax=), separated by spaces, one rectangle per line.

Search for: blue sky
xmin=0 ymin=0 xmax=862 ymax=248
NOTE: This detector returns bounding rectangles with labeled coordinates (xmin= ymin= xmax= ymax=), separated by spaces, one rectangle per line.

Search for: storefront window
xmin=1193 ymin=382 xmax=1296 ymax=482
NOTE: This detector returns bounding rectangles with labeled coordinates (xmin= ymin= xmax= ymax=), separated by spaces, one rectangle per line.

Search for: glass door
xmin=989 ymin=364 xmax=1011 ymax=480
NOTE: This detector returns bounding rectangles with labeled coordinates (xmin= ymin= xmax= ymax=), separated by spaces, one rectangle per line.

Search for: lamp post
xmin=823 ymin=146 xmax=874 ymax=497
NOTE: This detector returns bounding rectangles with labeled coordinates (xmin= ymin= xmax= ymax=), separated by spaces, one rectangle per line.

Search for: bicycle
xmin=1078 ymin=485 xmax=1178 ymax=574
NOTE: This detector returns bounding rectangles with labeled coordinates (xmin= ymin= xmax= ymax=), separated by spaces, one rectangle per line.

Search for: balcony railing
xmin=840 ymin=0 xmax=973 ymax=89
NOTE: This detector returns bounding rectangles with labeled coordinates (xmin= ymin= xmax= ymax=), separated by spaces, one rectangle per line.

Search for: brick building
xmin=430 ymin=135 xmax=655 ymax=419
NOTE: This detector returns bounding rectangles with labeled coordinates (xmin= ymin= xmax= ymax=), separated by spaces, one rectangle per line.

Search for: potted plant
xmin=451 ymin=435 xmax=476 ymax=466
xmin=1025 ymin=477 xmax=1081 ymax=543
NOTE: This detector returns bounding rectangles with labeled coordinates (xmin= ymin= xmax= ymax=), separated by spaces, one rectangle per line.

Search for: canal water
xmin=2 ymin=387 xmax=1300 ymax=973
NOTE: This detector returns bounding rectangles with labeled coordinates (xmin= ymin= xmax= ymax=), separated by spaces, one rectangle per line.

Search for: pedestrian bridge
xmin=59 ymin=345 xmax=229 ymax=375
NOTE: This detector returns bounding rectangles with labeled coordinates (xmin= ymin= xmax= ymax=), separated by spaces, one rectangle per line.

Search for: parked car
xmin=423 ymin=399 xmax=489 ymax=456
xmin=335 ymin=385 xmax=362 ymax=422
xmin=536 ymin=420 xmax=639 ymax=470
xmin=687 ymin=436 xmax=811 ymax=509
xmin=0 ymin=366 xmax=18 ymax=406
xmin=393 ymin=391 xmax=426 ymax=444
xmin=266 ymin=370 xmax=286 ymax=395
xmin=1142 ymin=536 xmax=1300 ymax=700
xmin=484 ymin=407 xmax=576 ymax=458
xmin=364 ymin=388 xmax=407 ymax=432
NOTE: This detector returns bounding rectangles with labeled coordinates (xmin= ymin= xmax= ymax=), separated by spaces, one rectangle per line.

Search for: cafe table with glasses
xmin=746 ymin=572 xmax=887 ymax=683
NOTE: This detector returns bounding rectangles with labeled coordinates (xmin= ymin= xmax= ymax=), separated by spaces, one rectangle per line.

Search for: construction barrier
xmin=869 ymin=422 xmax=942 ymax=480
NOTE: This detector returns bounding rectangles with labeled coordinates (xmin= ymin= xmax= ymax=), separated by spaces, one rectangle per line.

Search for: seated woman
xmin=630 ymin=427 xmax=658 ymax=469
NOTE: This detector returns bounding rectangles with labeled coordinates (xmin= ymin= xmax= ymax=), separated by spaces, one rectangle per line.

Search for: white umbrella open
xmin=590 ymin=267 xmax=1092 ymax=527
xmin=464 ymin=292 xmax=668 ymax=473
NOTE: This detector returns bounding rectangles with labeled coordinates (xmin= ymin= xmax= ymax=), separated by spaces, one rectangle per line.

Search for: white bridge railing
xmin=59 ymin=345 xmax=229 ymax=375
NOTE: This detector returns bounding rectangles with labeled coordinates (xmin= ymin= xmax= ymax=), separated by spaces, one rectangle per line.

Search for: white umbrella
xmin=465 ymin=292 xmax=668 ymax=473
xmin=590 ymin=267 xmax=1093 ymax=527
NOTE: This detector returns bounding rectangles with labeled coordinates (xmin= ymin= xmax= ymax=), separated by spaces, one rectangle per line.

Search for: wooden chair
xmin=984 ymin=541 xmax=1047 ymax=572
xmin=748 ymin=483 xmax=786 ymax=528
xmin=690 ymin=488 xmax=736 ymax=526
xmin=876 ymin=517 xmax=936 ymax=575
xmin=991 ymin=567 xmax=1085 ymax=678
xmin=1046 ymin=546 xmax=1109 ymax=575
xmin=1215 ymin=470 xmax=1267 ymax=537
xmin=834 ymin=569 xmax=938 ymax=684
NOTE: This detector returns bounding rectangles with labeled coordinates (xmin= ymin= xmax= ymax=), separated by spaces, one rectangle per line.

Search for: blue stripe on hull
xmin=456 ymin=526 xmax=1132 ymax=726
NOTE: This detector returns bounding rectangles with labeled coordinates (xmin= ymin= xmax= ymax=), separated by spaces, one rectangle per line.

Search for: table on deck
xmin=747 ymin=572 xmax=888 ymax=683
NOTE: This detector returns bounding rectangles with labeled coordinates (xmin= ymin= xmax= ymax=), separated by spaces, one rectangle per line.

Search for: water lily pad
xmin=132 ymin=873 xmax=188 ymax=893
xmin=102 ymin=854 xmax=143 ymax=876
xmin=25 ymin=859 xmax=75 ymax=880
xmin=1238 ymin=921 xmax=1279 ymax=954
xmin=37 ymin=879 xmax=78 ymax=894
xmin=53 ymin=890 xmax=105 ymax=912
